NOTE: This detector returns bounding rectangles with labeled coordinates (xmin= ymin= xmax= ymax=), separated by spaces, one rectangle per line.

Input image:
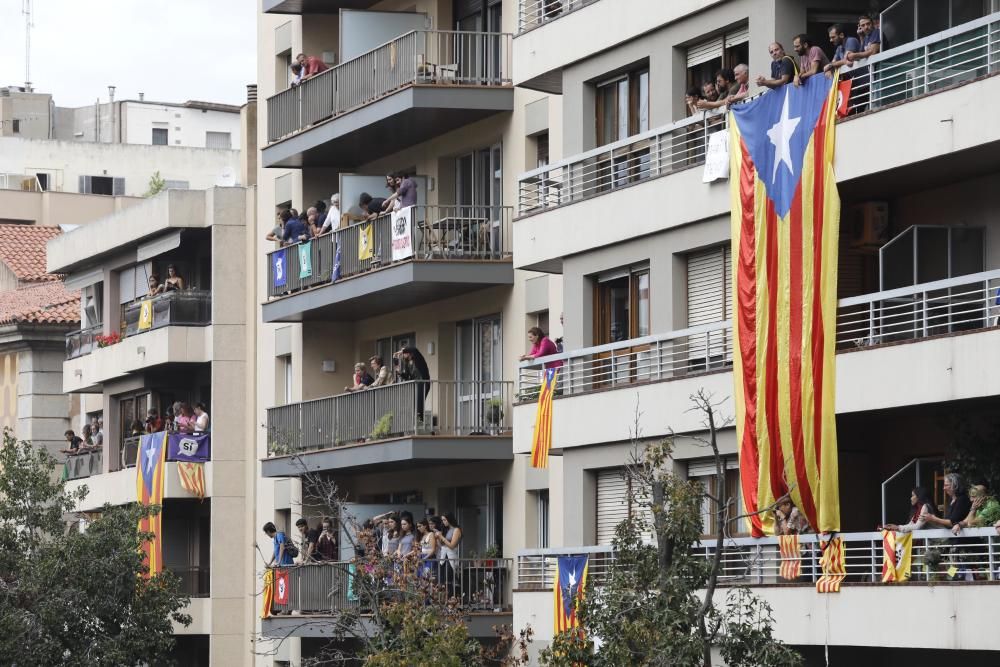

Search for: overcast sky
xmin=0 ymin=0 xmax=256 ymax=108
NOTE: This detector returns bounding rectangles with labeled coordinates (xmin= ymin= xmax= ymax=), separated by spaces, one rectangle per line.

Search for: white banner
xmin=702 ymin=129 xmax=730 ymax=183
xmin=391 ymin=206 xmax=414 ymax=261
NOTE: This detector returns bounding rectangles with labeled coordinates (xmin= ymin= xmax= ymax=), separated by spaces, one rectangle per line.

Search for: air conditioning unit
xmin=847 ymin=201 xmax=889 ymax=251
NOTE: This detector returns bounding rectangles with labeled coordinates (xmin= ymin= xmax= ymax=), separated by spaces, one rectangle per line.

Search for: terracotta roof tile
xmin=0 ymin=281 xmax=80 ymax=326
xmin=0 ymin=224 xmax=64 ymax=282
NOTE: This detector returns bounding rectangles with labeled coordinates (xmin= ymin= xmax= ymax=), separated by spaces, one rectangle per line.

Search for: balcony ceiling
xmin=262 ymin=86 xmax=513 ymax=169
xmin=262 ymin=0 xmax=376 ymax=13
xmin=261 ymin=260 xmax=513 ymax=323
xmin=261 ymin=436 xmax=513 ymax=477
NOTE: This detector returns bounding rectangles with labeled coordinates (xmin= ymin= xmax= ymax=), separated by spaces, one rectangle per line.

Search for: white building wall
xmin=120 ymin=102 xmax=242 ymax=149
xmin=0 ymin=137 xmax=240 ymax=196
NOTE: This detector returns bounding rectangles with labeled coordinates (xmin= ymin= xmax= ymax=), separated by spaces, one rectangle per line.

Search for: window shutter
xmin=687 ymin=36 xmax=724 ymax=67
xmin=112 ymin=177 xmax=126 ymax=196
xmin=79 ymin=175 xmax=92 ymax=194
xmin=724 ymin=26 xmax=750 ymax=49
xmin=119 ymin=267 xmax=136 ymax=305
xmin=686 ymin=245 xmax=732 ymax=362
xmin=686 ymin=456 xmax=739 ymax=478
xmin=205 ymin=131 xmax=232 ymax=149
xmin=597 ymin=468 xmax=629 ymax=546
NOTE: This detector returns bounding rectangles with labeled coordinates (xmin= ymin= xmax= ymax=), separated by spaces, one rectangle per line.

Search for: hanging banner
xmin=881 ymin=530 xmax=913 ymax=583
xmin=298 ymin=240 xmax=313 ymax=278
xmin=261 ymin=569 xmax=275 ymax=619
xmin=274 ymin=569 xmax=290 ymax=606
xmin=136 ymin=432 xmax=168 ymax=577
xmin=391 ymin=206 xmax=414 ymax=261
xmin=331 ymin=240 xmax=342 ymax=282
xmin=554 ymin=554 xmax=589 ymax=635
xmin=702 ymin=128 xmax=730 ymax=182
xmin=167 ymin=432 xmax=211 ymax=462
xmin=836 ymin=78 xmax=853 ymax=118
xmin=816 ymin=537 xmax=846 ymax=593
xmin=358 ymin=223 xmax=374 ymax=261
xmin=778 ymin=534 xmax=802 ymax=580
xmin=731 ymin=74 xmax=842 ymax=537
xmin=176 ymin=461 xmax=206 ymax=500
xmin=272 ymin=249 xmax=287 ymax=287
xmin=138 ymin=299 xmax=154 ymax=331
xmin=530 ymin=368 xmax=558 ymax=469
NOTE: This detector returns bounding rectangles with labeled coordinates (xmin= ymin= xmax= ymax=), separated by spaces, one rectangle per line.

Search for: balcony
xmin=263 ymin=30 xmax=513 ymax=168
xmin=170 ymin=566 xmax=211 ymax=599
xmin=62 ymin=450 xmax=104 ymax=481
xmin=261 ymin=558 xmax=511 ymax=638
xmin=262 ymin=380 xmax=513 ymax=477
xmin=120 ymin=290 xmax=212 ymax=338
xmin=262 ymin=205 xmax=513 ymax=323
xmin=516 ymin=14 xmax=1000 ymax=271
xmin=516 ymin=270 xmax=1000 ymax=449
xmin=263 ymin=0 xmax=375 ymax=13
xmin=517 ymin=0 xmax=600 ymax=34
xmin=517 ymin=528 xmax=1000 ymax=651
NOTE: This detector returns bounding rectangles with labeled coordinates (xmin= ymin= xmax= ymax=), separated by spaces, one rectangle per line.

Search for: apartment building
xmin=49 ymin=185 xmax=256 ymax=666
xmin=510 ymin=0 xmax=1000 ymax=662
xmin=254 ymin=0 xmax=560 ymax=662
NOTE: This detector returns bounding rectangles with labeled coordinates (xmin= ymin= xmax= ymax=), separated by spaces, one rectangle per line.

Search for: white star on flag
xmin=767 ymin=88 xmax=801 ymax=182
xmin=145 ymin=443 xmax=157 ymax=473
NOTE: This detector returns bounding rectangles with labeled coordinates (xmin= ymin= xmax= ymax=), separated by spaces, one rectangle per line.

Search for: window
xmin=537 ymin=489 xmax=550 ymax=548
xmin=117 ymin=263 xmax=153 ymax=305
xmin=595 ymin=68 xmax=649 ymax=146
xmin=375 ymin=333 xmax=415 ymax=367
xmin=594 ymin=266 xmax=650 ymax=345
xmin=686 ymin=27 xmax=750 ymax=95
xmin=687 ymin=457 xmax=743 ymax=536
xmin=278 ymin=355 xmax=292 ymax=406
xmin=82 ymin=283 xmax=103 ymax=329
xmin=12 ymin=119 xmax=20 ymax=134
xmin=536 ymin=132 xmax=549 ymax=169
xmin=35 ymin=173 xmax=49 ymax=191
xmin=79 ymin=175 xmax=124 ymax=196
xmin=163 ymin=180 xmax=189 ymax=190
xmin=686 ymin=245 xmax=732 ymax=369
xmin=596 ymin=468 xmax=653 ymax=545
xmin=206 ymin=131 xmax=232 ymax=149
xmin=152 ymin=128 xmax=168 ymax=146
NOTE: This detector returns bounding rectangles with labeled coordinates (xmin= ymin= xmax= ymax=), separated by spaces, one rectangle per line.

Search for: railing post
xmin=922 ymin=290 xmax=929 ymax=338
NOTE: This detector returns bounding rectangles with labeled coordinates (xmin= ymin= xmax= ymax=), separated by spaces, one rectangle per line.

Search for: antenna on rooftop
xmin=23 ymin=0 xmax=34 ymax=91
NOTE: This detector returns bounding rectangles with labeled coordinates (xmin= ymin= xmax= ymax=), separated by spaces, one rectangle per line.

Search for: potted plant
xmin=96 ymin=332 xmax=122 ymax=348
xmin=486 ymin=398 xmax=504 ymax=425
xmin=369 ymin=412 xmax=394 ymax=440
xmin=482 ymin=543 xmax=502 ymax=569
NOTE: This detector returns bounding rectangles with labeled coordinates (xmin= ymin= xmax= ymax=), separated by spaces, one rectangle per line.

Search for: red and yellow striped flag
xmin=881 ymin=530 xmax=913 ymax=583
xmin=816 ymin=537 xmax=846 ymax=593
xmin=778 ymin=534 xmax=801 ymax=580
xmin=530 ymin=368 xmax=558 ymax=468
xmin=177 ymin=461 xmax=206 ymax=500
xmin=730 ymin=74 xmax=842 ymax=537
xmin=261 ymin=568 xmax=275 ymax=619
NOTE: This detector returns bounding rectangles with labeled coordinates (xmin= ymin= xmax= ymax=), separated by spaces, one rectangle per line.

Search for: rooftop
xmin=0 ymin=281 xmax=79 ymax=326
xmin=0 ymin=224 xmax=63 ymax=282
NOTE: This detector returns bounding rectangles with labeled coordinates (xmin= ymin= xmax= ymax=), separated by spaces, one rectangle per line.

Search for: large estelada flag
xmin=530 ymin=368 xmax=558 ymax=469
xmin=730 ymin=75 xmax=842 ymax=537
xmin=136 ymin=431 xmax=168 ymax=576
xmin=554 ymin=554 xmax=588 ymax=635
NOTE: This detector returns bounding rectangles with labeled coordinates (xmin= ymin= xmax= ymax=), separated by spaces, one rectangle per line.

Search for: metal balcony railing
xmin=518 ymin=269 xmax=1000 ymax=397
xmin=168 ymin=566 xmax=211 ymax=598
xmin=518 ymin=527 xmax=1000 ymax=588
xmin=120 ymin=289 xmax=212 ymax=338
xmin=0 ymin=172 xmax=43 ymax=192
xmin=266 ymin=205 xmax=513 ymax=299
xmin=266 ymin=30 xmax=513 ymax=142
xmin=62 ymin=450 xmax=103 ymax=481
xmin=844 ymin=12 xmax=1000 ymax=114
xmin=266 ymin=380 xmax=513 ymax=457
xmin=65 ymin=323 xmax=102 ymax=360
xmin=517 ymin=108 xmax=728 ymax=213
xmin=518 ymin=14 xmax=1000 ymax=217
xmin=266 ymin=558 xmax=512 ymax=615
xmin=517 ymin=0 xmax=600 ymax=33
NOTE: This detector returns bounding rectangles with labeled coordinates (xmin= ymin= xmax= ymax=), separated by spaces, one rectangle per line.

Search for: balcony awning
xmin=262 ymin=0 xmax=377 ymax=13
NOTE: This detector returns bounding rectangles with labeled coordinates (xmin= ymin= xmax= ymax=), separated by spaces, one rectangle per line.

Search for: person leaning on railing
xmin=163 ymin=264 xmax=185 ymax=292
xmin=922 ymin=473 xmax=972 ymax=530
xmin=520 ymin=327 xmax=563 ymax=370
xmin=884 ymin=486 xmax=937 ymax=533
xmin=951 ymin=484 xmax=1000 ymax=535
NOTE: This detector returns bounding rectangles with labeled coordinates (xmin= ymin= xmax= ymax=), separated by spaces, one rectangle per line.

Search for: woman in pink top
xmin=520 ymin=327 xmax=563 ymax=369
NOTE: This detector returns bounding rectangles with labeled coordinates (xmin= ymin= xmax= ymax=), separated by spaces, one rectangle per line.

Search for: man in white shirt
xmin=320 ymin=193 xmax=341 ymax=235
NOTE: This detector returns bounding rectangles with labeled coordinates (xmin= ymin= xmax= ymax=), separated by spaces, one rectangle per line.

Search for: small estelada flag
xmin=836 ymin=78 xmax=853 ymax=118
xmin=274 ymin=569 xmax=290 ymax=606
xmin=881 ymin=530 xmax=913 ymax=583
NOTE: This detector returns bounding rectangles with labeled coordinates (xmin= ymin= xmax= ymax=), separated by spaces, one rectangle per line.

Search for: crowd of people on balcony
xmin=343 ymin=347 xmax=431 ymax=395
xmin=685 ymin=15 xmax=882 ymax=119
xmin=267 ymin=173 xmax=419 ymax=249
xmin=61 ymin=417 xmax=104 ymax=457
xmin=127 ymin=402 xmax=210 ymax=437
xmin=884 ymin=474 xmax=1000 ymax=537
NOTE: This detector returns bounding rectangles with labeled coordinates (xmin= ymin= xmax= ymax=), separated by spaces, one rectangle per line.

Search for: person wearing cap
xmin=320 ymin=193 xmax=340 ymax=235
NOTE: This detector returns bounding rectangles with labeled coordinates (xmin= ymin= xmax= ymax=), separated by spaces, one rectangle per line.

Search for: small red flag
xmin=274 ymin=569 xmax=290 ymax=606
xmin=836 ymin=78 xmax=853 ymax=117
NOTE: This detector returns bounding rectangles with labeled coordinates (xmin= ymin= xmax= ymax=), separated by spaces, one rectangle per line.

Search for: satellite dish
xmin=216 ymin=166 xmax=236 ymax=187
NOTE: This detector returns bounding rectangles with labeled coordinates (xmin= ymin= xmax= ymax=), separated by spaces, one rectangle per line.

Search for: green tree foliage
xmin=541 ymin=393 xmax=801 ymax=667
xmin=144 ymin=170 xmax=167 ymax=197
xmin=0 ymin=432 xmax=191 ymax=666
